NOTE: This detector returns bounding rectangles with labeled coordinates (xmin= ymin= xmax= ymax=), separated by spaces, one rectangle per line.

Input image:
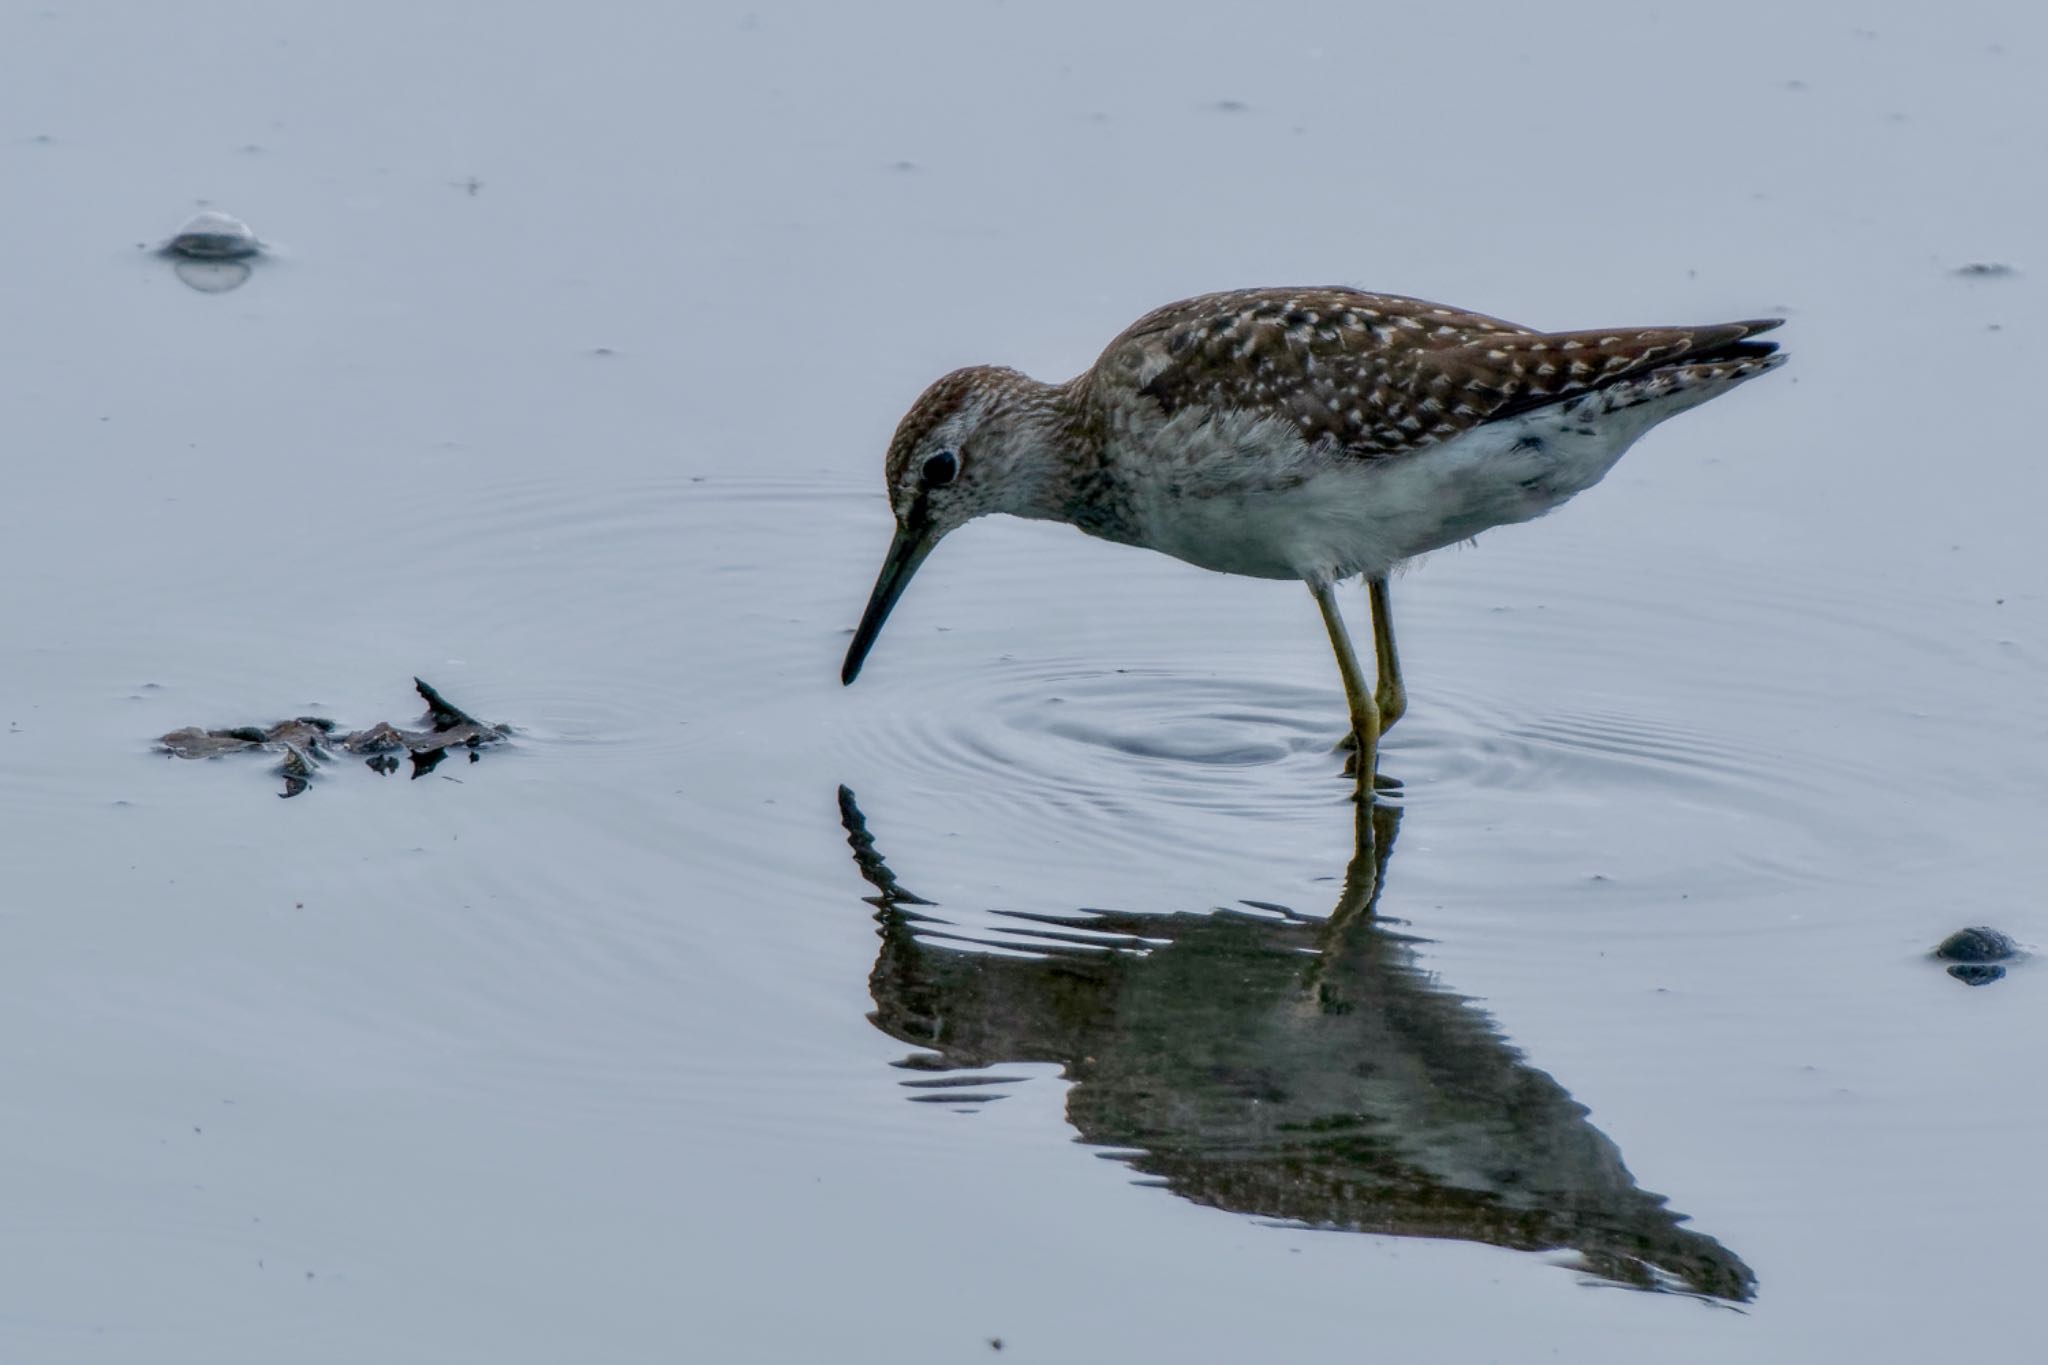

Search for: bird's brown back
xmin=1085 ymin=286 xmax=1781 ymax=459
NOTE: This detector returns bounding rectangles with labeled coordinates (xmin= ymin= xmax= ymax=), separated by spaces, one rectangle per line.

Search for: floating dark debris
xmin=1951 ymin=262 xmax=2017 ymax=279
xmin=159 ymin=678 xmax=510 ymax=798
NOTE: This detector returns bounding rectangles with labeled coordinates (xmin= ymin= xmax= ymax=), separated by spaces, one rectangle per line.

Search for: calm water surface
xmin=3 ymin=3 xmax=2045 ymax=1361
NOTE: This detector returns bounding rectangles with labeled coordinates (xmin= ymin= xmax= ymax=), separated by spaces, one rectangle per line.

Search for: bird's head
xmin=842 ymin=365 xmax=1057 ymax=684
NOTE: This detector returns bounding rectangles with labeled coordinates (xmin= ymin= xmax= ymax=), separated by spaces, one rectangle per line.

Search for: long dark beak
xmin=842 ymin=515 xmax=936 ymax=685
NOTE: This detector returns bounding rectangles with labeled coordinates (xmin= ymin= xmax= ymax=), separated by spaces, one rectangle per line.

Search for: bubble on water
xmin=162 ymin=210 xmax=262 ymax=260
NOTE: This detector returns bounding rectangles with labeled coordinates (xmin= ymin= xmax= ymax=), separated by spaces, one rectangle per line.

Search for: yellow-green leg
xmin=1368 ymin=576 xmax=1407 ymax=731
xmin=1311 ymin=580 xmax=1379 ymax=796
xmin=1334 ymin=576 xmax=1406 ymax=754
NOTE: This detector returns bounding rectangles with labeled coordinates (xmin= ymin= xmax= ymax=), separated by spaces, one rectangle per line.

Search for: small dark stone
xmin=1933 ymin=926 xmax=2018 ymax=963
xmin=1952 ymin=262 xmax=2017 ymax=279
xmin=1948 ymin=964 xmax=2006 ymax=987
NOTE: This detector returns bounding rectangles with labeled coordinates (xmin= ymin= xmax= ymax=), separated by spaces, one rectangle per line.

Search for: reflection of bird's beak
xmin=842 ymin=511 xmax=935 ymax=685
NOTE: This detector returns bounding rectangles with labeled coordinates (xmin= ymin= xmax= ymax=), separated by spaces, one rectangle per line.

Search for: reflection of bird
xmin=836 ymin=786 xmax=1755 ymax=1301
xmin=841 ymin=287 xmax=1784 ymax=786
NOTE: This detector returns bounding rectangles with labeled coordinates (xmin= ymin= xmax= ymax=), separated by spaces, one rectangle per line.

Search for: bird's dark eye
xmin=920 ymin=450 xmax=959 ymax=488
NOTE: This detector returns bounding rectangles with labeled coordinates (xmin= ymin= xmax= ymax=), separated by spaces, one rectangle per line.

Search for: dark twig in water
xmin=414 ymin=677 xmax=485 ymax=731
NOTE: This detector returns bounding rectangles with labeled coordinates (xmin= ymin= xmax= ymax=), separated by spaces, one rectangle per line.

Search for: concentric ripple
xmin=815 ymin=517 xmax=1933 ymax=898
xmin=273 ymin=468 xmax=881 ymax=773
xmin=161 ymin=462 xmax=1954 ymax=908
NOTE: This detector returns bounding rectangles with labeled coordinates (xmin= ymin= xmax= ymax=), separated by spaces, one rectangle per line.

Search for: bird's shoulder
xmin=1083 ymin=287 xmax=1536 ymax=457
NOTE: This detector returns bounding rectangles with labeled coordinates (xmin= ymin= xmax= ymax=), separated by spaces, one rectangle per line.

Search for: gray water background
xmin=3 ymin=2 xmax=2044 ymax=1360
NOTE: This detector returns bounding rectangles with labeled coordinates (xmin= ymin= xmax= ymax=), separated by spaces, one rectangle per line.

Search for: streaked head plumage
xmin=880 ymin=365 xmax=1036 ymax=532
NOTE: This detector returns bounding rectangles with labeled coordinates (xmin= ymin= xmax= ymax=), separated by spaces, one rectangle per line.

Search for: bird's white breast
xmin=1103 ymin=394 xmax=1670 ymax=583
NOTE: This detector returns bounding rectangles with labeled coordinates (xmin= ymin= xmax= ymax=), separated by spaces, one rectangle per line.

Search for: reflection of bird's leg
xmin=1368 ymin=576 xmax=1407 ymax=731
xmin=1302 ymin=798 xmax=1403 ymax=1013
xmin=1312 ymin=580 xmax=1379 ymax=795
xmin=1320 ymin=797 xmax=1401 ymax=951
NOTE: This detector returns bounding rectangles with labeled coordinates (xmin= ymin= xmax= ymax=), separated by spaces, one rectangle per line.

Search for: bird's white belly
xmin=1111 ymin=402 xmax=1652 ymax=583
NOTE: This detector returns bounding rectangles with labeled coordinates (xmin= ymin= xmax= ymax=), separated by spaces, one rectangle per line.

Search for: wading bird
xmin=842 ymin=287 xmax=1783 ymax=788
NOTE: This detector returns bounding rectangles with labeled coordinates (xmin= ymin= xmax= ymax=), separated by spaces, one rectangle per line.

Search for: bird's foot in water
xmin=1338 ymin=747 xmax=1403 ymax=795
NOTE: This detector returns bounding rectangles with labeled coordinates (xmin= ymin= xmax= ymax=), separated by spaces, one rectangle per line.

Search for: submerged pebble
xmin=1947 ymin=964 xmax=2007 ymax=988
xmin=162 ymin=210 xmax=262 ymax=260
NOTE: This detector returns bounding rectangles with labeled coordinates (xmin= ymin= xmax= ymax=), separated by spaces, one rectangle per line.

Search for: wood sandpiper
xmin=841 ymin=286 xmax=1785 ymax=792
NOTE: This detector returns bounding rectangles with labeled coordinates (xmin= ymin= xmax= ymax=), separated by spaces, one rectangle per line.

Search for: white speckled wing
xmin=1085 ymin=286 xmax=1781 ymax=461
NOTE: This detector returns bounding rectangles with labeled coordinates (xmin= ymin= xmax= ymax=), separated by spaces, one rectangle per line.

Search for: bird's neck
xmin=973 ymin=372 xmax=1105 ymax=527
